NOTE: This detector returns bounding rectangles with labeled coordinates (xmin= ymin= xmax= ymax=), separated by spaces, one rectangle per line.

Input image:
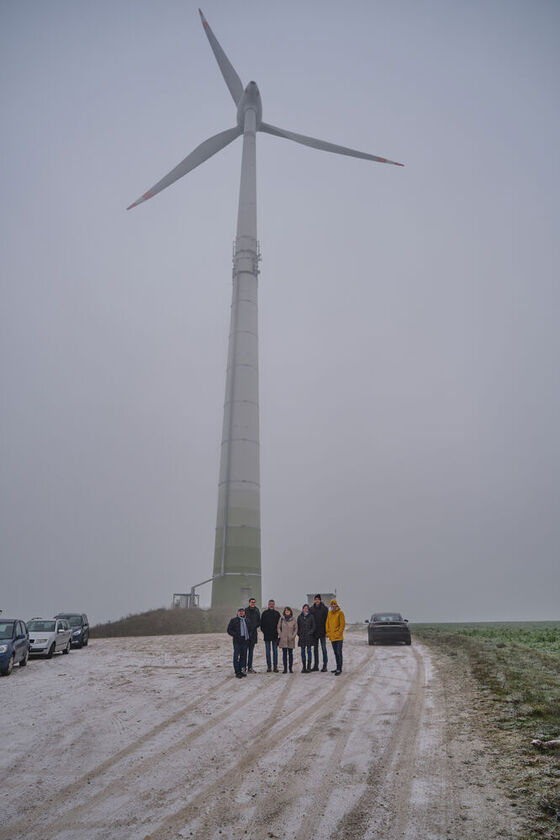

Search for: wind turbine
xmin=128 ymin=9 xmax=403 ymax=609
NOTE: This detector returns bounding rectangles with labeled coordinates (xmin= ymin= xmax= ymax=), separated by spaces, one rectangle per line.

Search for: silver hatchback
xmin=28 ymin=618 xmax=72 ymax=658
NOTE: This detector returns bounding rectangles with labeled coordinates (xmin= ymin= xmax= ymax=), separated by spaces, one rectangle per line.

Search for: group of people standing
xmin=226 ymin=595 xmax=345 ymax=679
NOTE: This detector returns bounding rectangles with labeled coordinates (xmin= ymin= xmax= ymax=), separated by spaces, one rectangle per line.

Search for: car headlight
xmin=0 ymin=644 xmax=8 ymax=653
xmin=72 ymin=629 xmax=82 ymax=636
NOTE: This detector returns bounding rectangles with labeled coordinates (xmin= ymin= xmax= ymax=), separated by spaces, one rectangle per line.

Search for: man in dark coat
xmin=260 ymin=599 xmax=281 ymax=672
xmin=245 ymin=598 xmax=261 ymax=673
xmin=227 ymin=607 xmax=250 ymax=678
xmin=310 ymin=594 xmax=329 ymax=672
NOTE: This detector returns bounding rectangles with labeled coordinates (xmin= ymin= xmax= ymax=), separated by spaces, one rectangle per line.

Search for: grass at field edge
xmin=413 ymin=622 xmax=560 ymax=839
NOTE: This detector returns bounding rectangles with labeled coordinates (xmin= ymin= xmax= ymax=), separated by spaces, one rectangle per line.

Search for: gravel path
xmin=0 ymin=631 xmax=521 ymax=839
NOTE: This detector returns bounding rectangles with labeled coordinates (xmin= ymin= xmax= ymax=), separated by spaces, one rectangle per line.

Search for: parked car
xmin=53 ymin=613 xmax=89 ymax=648
xmin=28 ymin=618 xmax=72 ymax=658
xmin=366 ymin=612 xmax=411 ymax=645
xmin=0 ymin=619 xmax=30 ymax=675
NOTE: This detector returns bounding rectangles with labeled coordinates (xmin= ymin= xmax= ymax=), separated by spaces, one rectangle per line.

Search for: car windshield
xmin=372 ymin=613 xmax=402 ymax=622
xmin=28 ymin=620 xmax=56 ymax=632
xmin=0 ymin=622 xmax=14 ymax=639
xmin=58 ymin=615 xmax=81 ymax=627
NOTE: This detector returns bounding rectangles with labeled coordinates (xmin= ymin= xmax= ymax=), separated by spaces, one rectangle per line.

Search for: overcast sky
xmin=2 ymin=0 xmax=559 ymax=624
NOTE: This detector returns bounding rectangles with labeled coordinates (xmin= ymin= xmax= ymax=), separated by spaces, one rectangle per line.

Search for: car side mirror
xmin=404 ymin=619 xmax=408 ymax=623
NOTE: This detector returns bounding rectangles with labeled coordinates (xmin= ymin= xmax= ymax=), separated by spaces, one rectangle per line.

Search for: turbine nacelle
xmin=237 ymin=82 xmax=262 ymax=128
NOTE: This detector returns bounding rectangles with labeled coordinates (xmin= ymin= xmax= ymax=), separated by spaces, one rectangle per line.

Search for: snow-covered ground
xmin=0 ymin=631 xmax=520 ymax=839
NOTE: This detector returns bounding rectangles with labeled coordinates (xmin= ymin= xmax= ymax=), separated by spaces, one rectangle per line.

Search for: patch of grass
xmin=414 ymin=622 xmax=560 ymax=729
xmin=418 ymin=621 xmax=560 ymax=653
xmin=414 ymin=622 xmax=560 ymax=837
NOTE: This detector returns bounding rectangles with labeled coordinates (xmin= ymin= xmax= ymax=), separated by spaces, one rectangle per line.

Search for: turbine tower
xmin=127 ymin=9 xmax=403 ymax=610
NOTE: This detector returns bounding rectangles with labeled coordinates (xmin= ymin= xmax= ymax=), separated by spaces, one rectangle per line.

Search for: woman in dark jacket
xmin=297 ymin=604 xmax=316 ymax=673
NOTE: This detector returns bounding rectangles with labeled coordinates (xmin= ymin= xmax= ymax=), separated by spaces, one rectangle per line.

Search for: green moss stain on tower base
xmin=211 ymin=571 xmax=262 ymax=609
xmin=211 ymin=533 xmax=262 ymax=608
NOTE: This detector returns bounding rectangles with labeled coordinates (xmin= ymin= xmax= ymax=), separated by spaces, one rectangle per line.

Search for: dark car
xmin=54 ymin=613 xmax=89 ymax=648
xmin=366 ymin=612 xmax=411 ymax=646
xmin=0 ymin=619 xmax=30 ymax=675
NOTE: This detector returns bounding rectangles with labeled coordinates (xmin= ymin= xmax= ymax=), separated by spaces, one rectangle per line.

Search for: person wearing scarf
xmin=277 ymin=607 xmax=298 ymax=673
xmin=227 ymin=607 xmax=250 ymax=678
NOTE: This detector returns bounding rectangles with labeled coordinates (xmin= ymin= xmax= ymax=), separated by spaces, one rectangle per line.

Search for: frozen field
xmin=0 ymin=631 xmax=520 ymax=839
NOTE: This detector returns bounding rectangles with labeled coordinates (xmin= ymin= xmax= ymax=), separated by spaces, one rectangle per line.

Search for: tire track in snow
xmin=17 ymin=677 xmax=288 ymax=839
xmin=276 ymin=651 xmax=387 ymax=840
xmin=334 ymin=644 xmax=425 ymax=839
xmin=0 ymin=673 xmax=241 ymax=839
xmin=145 ymin=649 xmax=372 ymax=840
xmin=246 ymin=643 xmax=417 ymax=839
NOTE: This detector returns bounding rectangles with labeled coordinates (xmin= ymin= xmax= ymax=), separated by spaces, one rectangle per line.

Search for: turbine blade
xmin=259 ymin=122 xmax=404 ymax=167
xmin=127 ymin=126 xmax=242 ymax=210
xmin=199 ymin=9 xmax=244 ymax=106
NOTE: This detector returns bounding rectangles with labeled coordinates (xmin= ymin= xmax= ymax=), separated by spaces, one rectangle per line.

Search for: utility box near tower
xmin=172 ymin=592 xmax=199 ymax=609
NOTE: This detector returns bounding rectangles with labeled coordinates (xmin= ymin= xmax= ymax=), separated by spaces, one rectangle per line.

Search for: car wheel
xmin=405 ymin=639 xmax=412 ymax=645
xmin=19 ymin=650 xmax=29 ymax=667
xmin=63 ymin=640 xmax=70 ymax=655
xmin=1 ymin=654 xmax=15 ymax=676
xmin=46 ymin=643 xmax=55 ymax=659
xmin=83 ymin=636 xmax=88 ymax=646
xmin=368 ymin=637 xmax=374 ymax=646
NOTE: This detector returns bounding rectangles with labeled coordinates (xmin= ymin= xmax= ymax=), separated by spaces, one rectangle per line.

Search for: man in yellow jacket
xmin=325 ymin=599 xmax=345 ymax=675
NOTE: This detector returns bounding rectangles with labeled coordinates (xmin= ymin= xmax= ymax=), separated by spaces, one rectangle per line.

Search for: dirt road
xmin=0 ymin=632 xmax=520 ymax=839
